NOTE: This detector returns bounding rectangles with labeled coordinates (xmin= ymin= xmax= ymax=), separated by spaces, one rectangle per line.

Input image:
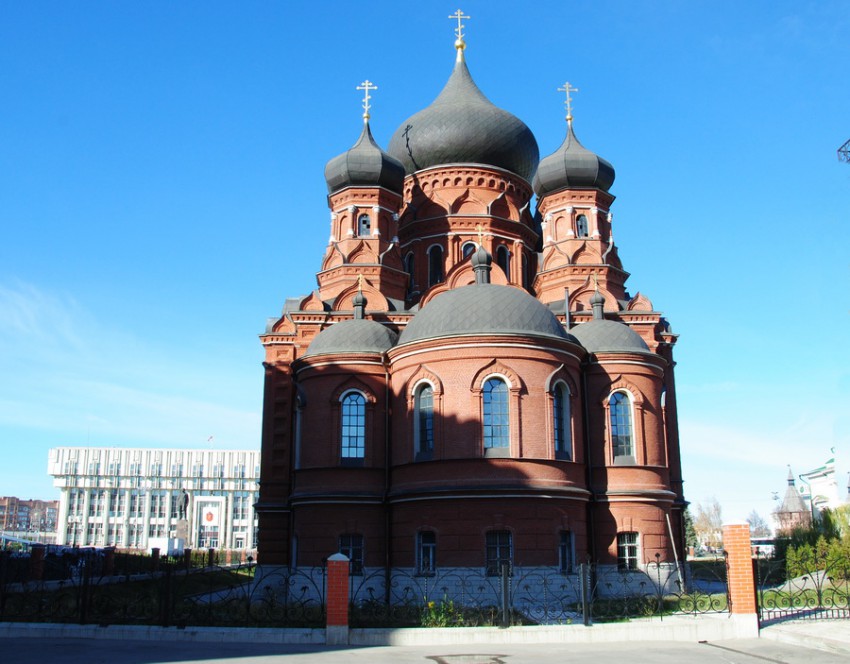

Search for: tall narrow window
xmin=414 ymin=384 xmax=434 ymax=461
xmin=428 ymin=245 xmax=444 ymax=287
xmin=462 ymin=242 xmax=476 ymax=258
xmin=576 ymin=214 xmax=589 ymax=237
xmin=357 ymin=214 xmax=371 ymax=237
xmin=559 ymin=530 xmax=573 ymax=574
xmin=496 ymin=245 xmax=510 ymax=280
xmin=553 ymin=383 xmax=571 ymax=460
xmin=417 ymin=531 xmax=436 ymax=576
xmin=521 ymin=253 xmax=530 ymax=290
xmin=341 ymin=392 xmax=366 ymax=462
xmin=483 ymin=378 xmax=509 ymax=452
xmin=617 ymin=532 xmax=639 ymax=570
xmin=609 ymin=391 xmax=634 ymax=461
xmin=405 ymin=252 xmax=415 ymax=295
xmin=339 ymin=533 xmax=364 ymax=575
xmin=485 ymin=530 xmax=513 ymax=576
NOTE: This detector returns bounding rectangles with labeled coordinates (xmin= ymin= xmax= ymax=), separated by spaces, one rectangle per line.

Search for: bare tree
xmin=746 ymin=510 xmax=772 ymax=537
xmin=693 ymin=498 xmax=723 ymax=549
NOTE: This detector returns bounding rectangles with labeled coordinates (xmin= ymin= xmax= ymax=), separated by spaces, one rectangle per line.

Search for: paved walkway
xmin=0 ymin=635 xmax=848 ymax=664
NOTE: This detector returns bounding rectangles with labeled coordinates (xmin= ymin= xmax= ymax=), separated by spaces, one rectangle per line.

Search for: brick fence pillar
xmin=30 ymin=545 xmax=45 ymax=582
xmin=326 ymin=553 xmax=350 ymax=645
xmin=722 ymin=522 xmax=757 ymax=615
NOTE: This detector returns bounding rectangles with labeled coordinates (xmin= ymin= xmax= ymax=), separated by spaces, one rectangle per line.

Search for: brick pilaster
xmin=326 ymin=553 xmax=350 ymax=645
xmin=722 ymin=522 xmax=757 ymax=614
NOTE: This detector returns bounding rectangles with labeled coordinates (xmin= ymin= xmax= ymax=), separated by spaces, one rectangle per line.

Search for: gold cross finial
xmin=357 ymin=273 xmax=364 ymax=292
xmin=449 ymin=9 xmax=470 ymax=54
xmin=356 ymin=80 xmax=378 ymax=122
xmin=475 ymin=223 xmax=485 ymax=245
xmin=557 ymin=82 xmax=579 ymax=126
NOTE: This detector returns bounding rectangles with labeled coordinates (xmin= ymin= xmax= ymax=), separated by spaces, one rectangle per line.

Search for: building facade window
xmin=483 ymin=378 xmax=510 ymax=452
xmin=417 ymin=531 xmax=437 ymax=576
xmin=462 ymin=242 xmax=476 ymax=258
xmin=521 ymin=253 xmax=530 ymax=290
xmin=357 ymin=214 xmax=370 ymax=236
xmin=428 ymin=245 xmax=444 ymax=287
xmin=496 ymin=245 xmax=510 ymax=280
xmin=486 ymin=530 xmax=513 ymax=576
xmin=576 ymin=214 xmax=589 ymax=237
xmin=414 ymin=383 xmax=434 ymax=461
xmin=609 ymin=391 xmax=634 ymax=461
xmin=617 ymin=532 xmax=639 ymax=570
xmin=553 ymin=382 xmax=571 ymax=460
xmin=340 ymin=392 xmax=366 ymax=463
xmin=339 ymin=533 xmax=364 ymax=575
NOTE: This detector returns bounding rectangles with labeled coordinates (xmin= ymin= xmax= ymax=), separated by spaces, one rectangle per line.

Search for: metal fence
xmin=0 ymin=550 xmax=728 ymax=628
xmin=756 ymin=547 xmax=850 ymax=624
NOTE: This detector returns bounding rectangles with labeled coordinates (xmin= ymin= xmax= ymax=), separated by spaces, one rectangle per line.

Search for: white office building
xmin=49 ymin=447 xmax=260 ymax=551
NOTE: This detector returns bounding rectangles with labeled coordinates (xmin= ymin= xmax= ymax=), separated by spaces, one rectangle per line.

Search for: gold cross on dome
xmin=356 ymin=80 xmax=377 ymax=121
xmin=357 ymin=273 xmax=364 ymax=292
xmin=449 ymin=9 xmax=470 ymax=42
xmin=475 ymin=223 xmax=485 ymax=244
xmin=558 ymin=81 xmax=579 ymax=125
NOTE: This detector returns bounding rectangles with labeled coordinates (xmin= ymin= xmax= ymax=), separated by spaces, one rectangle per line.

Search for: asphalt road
xmin=0 ymin=638 xmax=846 ymax=664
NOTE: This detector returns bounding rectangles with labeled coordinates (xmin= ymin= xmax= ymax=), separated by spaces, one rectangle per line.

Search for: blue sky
xmin=1 ymin=1 xmax=848 ymax=526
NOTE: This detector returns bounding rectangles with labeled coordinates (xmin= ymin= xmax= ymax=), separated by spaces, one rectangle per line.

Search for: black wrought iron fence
xmin=756 ymin=547 xmax=850 ymax=623
xmin=1 ymin=551 xmax=728 ymax=628
xmin=349 ymin=556 xmax=729 ymax=627
xmin=0 ymin=551 xmax=325 ymax=628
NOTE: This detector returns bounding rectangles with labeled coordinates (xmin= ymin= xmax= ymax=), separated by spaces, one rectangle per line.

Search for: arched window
xmin=576 ymin=214 xmax=589 ymax=238
xmin=496 ymin=246 xmax=510 ymax=280
xmin=357 ymin=214 xmax=371 ymax=237
xmin=462 ymin=242 xmax=476 ymax=258
xmin=341 ymin=392 xmax=366 ymax=462
xmin=609 ymin=391 xmax=634 ymax=461
xmin=428 ymin=245 xmax=444 ymax=287
xmin=553 ymin=382 xmax=571 ymax=459
xmin=404 ymin=253 xmax=415 ymax=295
xmin=414 ymin=383 xmax=434 ymax=461
xmin=483 ymin=378 xmax=509 ymax=452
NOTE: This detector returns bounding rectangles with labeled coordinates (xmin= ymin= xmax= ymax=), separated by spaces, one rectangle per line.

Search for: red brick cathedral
xmin=257 ymin=28 xmax=685 ymax=579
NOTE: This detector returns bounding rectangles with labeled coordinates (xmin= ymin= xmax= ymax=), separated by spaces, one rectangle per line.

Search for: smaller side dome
xmin=304 ymin=319 xmax=398 ymax=357
xmin=571 ymin=319 xmax=649 ymax=353
xmin=533 ymin=123 xmax=615 ymax=196
xmin=324 ymin=122 xmax=405 ymax=195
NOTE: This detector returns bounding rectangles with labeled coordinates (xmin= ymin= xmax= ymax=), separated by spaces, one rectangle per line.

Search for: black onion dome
xmin=533 ymin=123 xmax=615 ymax=196
xmin=324 ymin=122 xmax=405 ymax=195
xmin=387 ymin=57 xmax=539 ymax=181
xmin=398 ymin=284 xmax=573 ymax=345
xmin=304 ymin=319 xmax=398 ymax=357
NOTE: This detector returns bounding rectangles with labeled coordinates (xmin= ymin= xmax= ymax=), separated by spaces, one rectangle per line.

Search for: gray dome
xmin=570 ymin=319 xmax=649 ymax=353
xmin=399 ymin=283 xmax=572 ymax=344
xmin=305 ymin=319 xmax=398 ymax=357
xmin=387 ymin=57 xmax=539 ymax=181
xmin=532 ymin=124 xmax=615 ymax=196
xmin=325 ymin=122 xmax=405 ymax=195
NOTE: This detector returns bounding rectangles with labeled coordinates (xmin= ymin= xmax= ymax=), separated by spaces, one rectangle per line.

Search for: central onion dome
xmin=387 ymin=54 xmax=539 ymax=181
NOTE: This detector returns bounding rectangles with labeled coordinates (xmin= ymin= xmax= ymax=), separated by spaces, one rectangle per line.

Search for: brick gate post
xmin=326 ymin=553 xmax=350 ymax=645
xmin=722 ymin=522 xmax=757 ymax=614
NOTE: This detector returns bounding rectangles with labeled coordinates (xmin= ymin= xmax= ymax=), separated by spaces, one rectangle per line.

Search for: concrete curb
xmin=759 ymin=622 xmax=850 ymax=657
xmin=0 ymin=614 xmax=758 ymax=646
